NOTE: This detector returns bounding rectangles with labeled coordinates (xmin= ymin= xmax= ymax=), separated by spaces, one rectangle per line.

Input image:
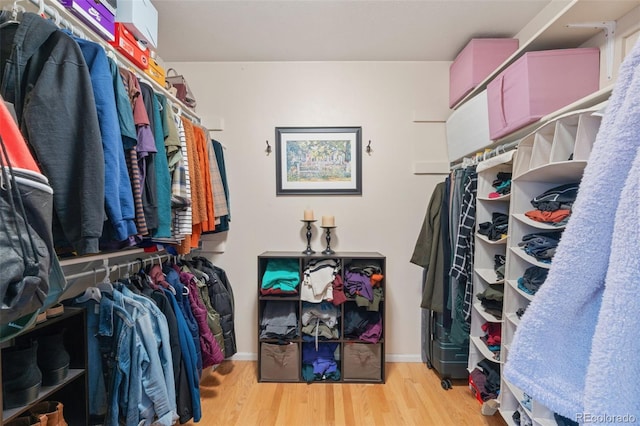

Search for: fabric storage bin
xmin=449 ymin=38 xmax=519 ymax=108
xmin=487 ymin=48 xmax=600 ymax=140
xmin=260 ymin=342 xmax=300 ymax=381
xmin=343 ymin=343 xmax=382 ymax=381
xmin=58 ymin=0 xmax=115 ymax=41
xmin=446 ymin=90 xmax=491 ymax=162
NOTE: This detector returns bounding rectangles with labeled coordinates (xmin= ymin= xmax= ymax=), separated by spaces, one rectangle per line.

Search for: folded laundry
xmin=518 ymin=266 xmax=549 ymax=295
xmin=518 ymin=231 xmax=562 ymax=262
xmin=530 ymin=183 xmax=580 ymax=212
xmin=525 ymin=209 xmax=571 ymax=226
xmin=492 ymin=172 xmax=512 ymax=195
xmin=478 ymin=212 xmax=509 ymax=241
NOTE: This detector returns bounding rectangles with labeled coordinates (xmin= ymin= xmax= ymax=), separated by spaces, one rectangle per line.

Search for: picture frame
xmin=275 ymin=126 xmax=362 ymax=195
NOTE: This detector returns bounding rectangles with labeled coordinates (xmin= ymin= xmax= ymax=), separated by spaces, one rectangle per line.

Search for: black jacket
xmin=190 ymin=257 xmax=237 ymax=358
xmin=0 ymin=12 xmax=105 ymax=254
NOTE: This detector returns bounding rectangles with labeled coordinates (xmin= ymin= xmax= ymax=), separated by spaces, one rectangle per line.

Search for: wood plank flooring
xmin=184 ymin=361 xmax=507 ymax=426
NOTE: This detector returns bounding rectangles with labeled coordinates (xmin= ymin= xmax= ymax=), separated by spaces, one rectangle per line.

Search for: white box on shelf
xmin=446 ymin=90 xmax=491 ymax=162
xmin=116 ymin=0 xmax=158 ymax=48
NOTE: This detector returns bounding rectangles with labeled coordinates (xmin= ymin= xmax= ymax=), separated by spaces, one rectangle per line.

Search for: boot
xmin=30 ymin=401 xmax=68 ymax=426
xmin=4 ymin=414 xmax=47 ymax=426
xmin=2 ymin=340 xmax=42 ymax=409
xmin=37 ymin=330 xmax=70 ymax=386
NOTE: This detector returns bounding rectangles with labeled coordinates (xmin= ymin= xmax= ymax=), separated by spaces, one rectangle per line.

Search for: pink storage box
xmin=59 ymin=0 xmax=115 ymax=42
xmin=449 ymin=38 xmax=519 ymax=108
xmin=487 ymin=47 xmax=600 ymax=140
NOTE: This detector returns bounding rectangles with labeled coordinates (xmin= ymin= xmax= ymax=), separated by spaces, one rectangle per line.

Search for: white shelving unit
xmin=500 ymin=108 xmax=602 ymax=426
xmin=445 ymin=2 xmax=640 ymax=421
xmin=467 ymin=155 xmax=512 ymax=397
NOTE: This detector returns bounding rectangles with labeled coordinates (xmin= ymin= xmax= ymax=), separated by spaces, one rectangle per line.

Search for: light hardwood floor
xmin=184 ymin=361 xmax=507 ymax=426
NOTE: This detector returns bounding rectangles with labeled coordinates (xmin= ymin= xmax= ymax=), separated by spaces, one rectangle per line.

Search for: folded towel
xmin=504 ymin=37 xmax=640 ymax=421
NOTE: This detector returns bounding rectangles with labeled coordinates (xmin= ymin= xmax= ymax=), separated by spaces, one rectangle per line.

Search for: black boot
xmin=37 ymin=330 xmax=70 ymax=386
xmin=2 ymin=340 xmax=42 ymax=409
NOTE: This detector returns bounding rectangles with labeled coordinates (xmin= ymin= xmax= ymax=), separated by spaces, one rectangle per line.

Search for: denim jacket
xmin=98 ymin=294 xmax=136 ymax=426
xmin=112 ymin=290 xmax=177 ymax=426
xmin=118 ymin=285 xmax=178 ymax=423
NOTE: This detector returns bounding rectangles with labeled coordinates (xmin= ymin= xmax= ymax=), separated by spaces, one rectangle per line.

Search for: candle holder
xmin=321 ymin=226 xmax=336 ymax=255
xmin=301 ymin=220 xmax=317 ymax=255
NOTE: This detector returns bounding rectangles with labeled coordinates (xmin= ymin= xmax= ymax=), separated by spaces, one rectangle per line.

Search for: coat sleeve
xmin=22 ymin=33 xmax=105 ymax=254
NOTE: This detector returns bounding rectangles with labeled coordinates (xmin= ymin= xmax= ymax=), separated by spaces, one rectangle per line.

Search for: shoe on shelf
xmin=45 ymin=303 xmax=64 ymax=318
xmin=1 ymin=340 xmax=42 ymax=409
xmin=4 ymin=414 xmax=47 ymax=426
xmin=37 ymin=330 xmax=70 ymax=386
xmin=29 ymin=401 xmax=68 ymax=426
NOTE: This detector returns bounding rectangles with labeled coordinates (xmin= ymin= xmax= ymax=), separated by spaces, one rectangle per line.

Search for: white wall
xmin=166 ymin=61 xmax=450 ymax=361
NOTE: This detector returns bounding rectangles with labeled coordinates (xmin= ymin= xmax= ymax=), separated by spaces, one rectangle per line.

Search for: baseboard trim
xmin=229 ymin=352 xmax=422 ymax=363
xmin=230 ymin=352 xmax=258 ymax=361
xmin=386 ymin=354 xmax=423 ymax=363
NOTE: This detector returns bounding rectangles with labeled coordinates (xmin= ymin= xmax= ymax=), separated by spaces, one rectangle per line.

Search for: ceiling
xmin=153 ymin=0 xmax=554 ymax=63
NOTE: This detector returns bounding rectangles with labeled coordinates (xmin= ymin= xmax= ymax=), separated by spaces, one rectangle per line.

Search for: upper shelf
xmin=451 ymin=0 xmax=640 ymax=110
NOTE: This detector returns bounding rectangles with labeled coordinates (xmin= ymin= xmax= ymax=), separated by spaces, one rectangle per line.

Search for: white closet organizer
xmin=467 ymin=153 xmax=512 ymax=400
xmin=446 ymin=0 xmax=640 ymax=164
xmin=499 ymin=108 xmax=602 ymax=426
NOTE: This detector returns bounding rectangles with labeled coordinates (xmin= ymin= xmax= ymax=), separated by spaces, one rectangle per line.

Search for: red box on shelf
xmin=109 ymin=23 xmax=149 ymax=70
xmin=468 ymin=375 xmax=484 ymax=405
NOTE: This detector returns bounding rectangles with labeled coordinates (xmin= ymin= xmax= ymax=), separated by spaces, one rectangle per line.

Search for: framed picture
xmin=275 ymin=126 xmax=362 ymax=195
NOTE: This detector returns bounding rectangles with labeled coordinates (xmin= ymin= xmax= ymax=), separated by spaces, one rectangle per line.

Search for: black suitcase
xmin=422 ymin=308 xmax=469 ymax=390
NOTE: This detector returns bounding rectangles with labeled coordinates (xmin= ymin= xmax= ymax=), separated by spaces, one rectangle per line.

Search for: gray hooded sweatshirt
xmin=0 ymin=12 xmax=105 ymax=254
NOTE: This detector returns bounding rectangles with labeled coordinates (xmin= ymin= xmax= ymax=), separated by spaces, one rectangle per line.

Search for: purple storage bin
xmin=58 ymin=0 xmax=115 ymax=42
xmin=487 ymin=47 xmax=600 ymax=140
xmin=449 ymin=38 xmax=519 ymax=108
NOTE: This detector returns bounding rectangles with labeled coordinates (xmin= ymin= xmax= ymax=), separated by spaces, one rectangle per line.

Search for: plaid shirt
xmin=450 ymin=167 xmax=477 ymax=321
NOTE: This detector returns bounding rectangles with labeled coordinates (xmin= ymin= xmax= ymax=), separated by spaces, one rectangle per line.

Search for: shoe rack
xmin=1 ymin=307 xmax=88 ymax=426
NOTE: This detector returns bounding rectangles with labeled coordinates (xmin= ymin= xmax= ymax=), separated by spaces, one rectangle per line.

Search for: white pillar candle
xmin=322 ymin=215 xmax=335 ymax=227
xmin=304 ymin=209 xmax=314 ymax=221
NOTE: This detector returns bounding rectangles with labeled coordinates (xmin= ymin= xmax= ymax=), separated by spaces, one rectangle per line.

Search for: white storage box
xmin=446 ymin=90 xmax=491 ymax=162
xmin=116 ymin=0 xmax=158 ymax=48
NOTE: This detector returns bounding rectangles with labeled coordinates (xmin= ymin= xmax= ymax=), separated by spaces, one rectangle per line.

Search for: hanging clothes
xmin=141 ymin=81 xmax=172 ymax=238
xmin=0 ymin=12 xmax=105 ymax=255
xmin=411 ymin=181 xmax=446 ymax=312
xmin=211 ymin=139 xmax=231 ymax=232
xmin=73 ymin=36 xmax=137 ymax=243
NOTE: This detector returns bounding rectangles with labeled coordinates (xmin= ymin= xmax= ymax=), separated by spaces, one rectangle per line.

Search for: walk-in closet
xmin=2 ymin=0 xmax=640 ymax=425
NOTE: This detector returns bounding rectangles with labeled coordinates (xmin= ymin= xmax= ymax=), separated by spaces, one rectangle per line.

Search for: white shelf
xmin=503 ymin=379 xmax=534 ymax=420
xmin=510 ymin=247 xmax=552 ymax=269
xmin=505 ymin=312 xmax=521 ymax=327
xmin=470 ymin=336 xmax=502 ymax=364
xmin=478 ymin=193 xmax=511 ymax=202
xmin=512 ymin=213 xmax=567 ymax=231
xmin=507 ymin=279 xmax=535 ymax=302
xmin=476 ymin=233 xmax=508 ymax=245
xmin=500 ymin=410 xmax=519 ymax=426
xmin=474 ymin=300 xmax=503 ymax=323
xmin=476 ymin=268 xmax=504 ymax=285
xmin=514 ymin=160 xmax=587 ymax=184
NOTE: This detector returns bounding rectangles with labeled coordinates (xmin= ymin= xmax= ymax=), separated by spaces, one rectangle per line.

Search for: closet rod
xmin=450 ymin=139 xmax=520 ymax=170
xmin=24 ymin=0 xmax=201 ymax=125
xmin=64 ymin=251 xmax=175 ymax=281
